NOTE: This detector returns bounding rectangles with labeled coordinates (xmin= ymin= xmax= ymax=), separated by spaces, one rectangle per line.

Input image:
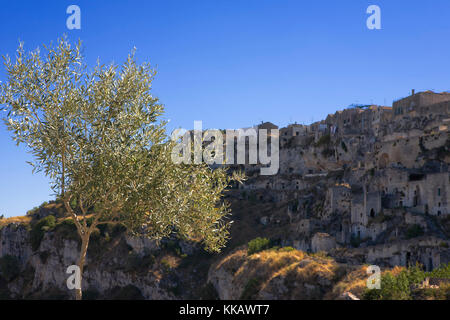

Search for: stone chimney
xmin=412 ymin=89 xmax=415 ymax=96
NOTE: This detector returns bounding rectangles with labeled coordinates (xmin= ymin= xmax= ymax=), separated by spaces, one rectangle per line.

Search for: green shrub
xmin=406 ymin=224 xmax=424 ymax=239
xmin=30 ymin=215 xmax=56 ymax=251
xmin=161 ymin=258 xmax=172 ymax=272
xmin=26 ymin=201 xmax=50 ymax=216
xmin=315 ymin=134 xmax=331 ymax=147
xmin=363 ymin=263 xmax=450 ymax=300
xmin=247 ymin=237 xmax=271 ymax=255
xmin=26 ymin=206 xmax=40 ymax=216
xmin=54 ymin=219 xmax=79 ymax=242
xmin=364 ymin=271 xmax=411 ymax=300
xmin=0 ymin=255 xmax=20 ymax=281
xmin=429 ymin=263 xmax=450 ymax=279
xmin=164 ymin=240 xmax=186 ymax=257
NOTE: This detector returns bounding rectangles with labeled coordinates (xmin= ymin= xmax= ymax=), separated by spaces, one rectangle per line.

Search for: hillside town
xmin=226 ymin=90 xmax=449 ymax=271
xmin=0 ymin=90 xmax=449 ymax=300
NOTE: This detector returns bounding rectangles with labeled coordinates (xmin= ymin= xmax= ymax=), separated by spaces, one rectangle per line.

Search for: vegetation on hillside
xmin=212 ymin=245 xmax=342 ymax=300
xmin=364 ymin=263 xmax=450 ymax=300
xmin=211 ymin=242 xmax=450 ymax=300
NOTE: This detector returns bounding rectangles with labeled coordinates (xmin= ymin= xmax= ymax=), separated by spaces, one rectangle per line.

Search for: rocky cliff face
xmin=0 ymin=220 xmax=207 ymax=299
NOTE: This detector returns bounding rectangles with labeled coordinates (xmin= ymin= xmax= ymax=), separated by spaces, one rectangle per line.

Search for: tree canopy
xmin=1 ymin=37 xmax=243 ymax=299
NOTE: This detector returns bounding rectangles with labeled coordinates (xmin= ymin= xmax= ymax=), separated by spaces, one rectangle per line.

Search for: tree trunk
xmin=75 ymin=234 xmax=90 ymax=300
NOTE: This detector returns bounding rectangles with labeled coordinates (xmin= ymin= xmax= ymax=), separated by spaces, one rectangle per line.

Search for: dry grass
xmin=212 ymin=247 xmax=341 ymax=299
xmin=0 ymin=215 xmax=31 ymax=228
xmin=0 ymin=200 xmax=69 ymax=229
xmin=325 ymin=265 xmax=368 ymax=299
xmin=0 ymin=211 xmax=95 ymax=229
xmin=389 ymin=265 xmax=406 ymax=276
xmin=234 ymin=249 xmax=307 ymax=282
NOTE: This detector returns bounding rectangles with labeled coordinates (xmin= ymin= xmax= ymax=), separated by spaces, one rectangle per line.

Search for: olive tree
xmin=0 ymin=37 xmax=243 ymax=300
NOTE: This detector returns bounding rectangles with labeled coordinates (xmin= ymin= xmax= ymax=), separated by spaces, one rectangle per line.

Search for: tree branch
xmin=63 ymin=196 xmax=85 ymax=236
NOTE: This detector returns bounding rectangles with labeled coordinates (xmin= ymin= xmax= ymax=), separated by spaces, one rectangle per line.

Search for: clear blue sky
xmin=1 ymin=0 xmax=450 ymax=217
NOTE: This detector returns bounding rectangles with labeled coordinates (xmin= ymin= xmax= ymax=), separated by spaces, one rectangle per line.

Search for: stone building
xmin=393 ymin=90 xmax=450 ymax=116
xmin=378 ymin=169 xmax=449 ymax=216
